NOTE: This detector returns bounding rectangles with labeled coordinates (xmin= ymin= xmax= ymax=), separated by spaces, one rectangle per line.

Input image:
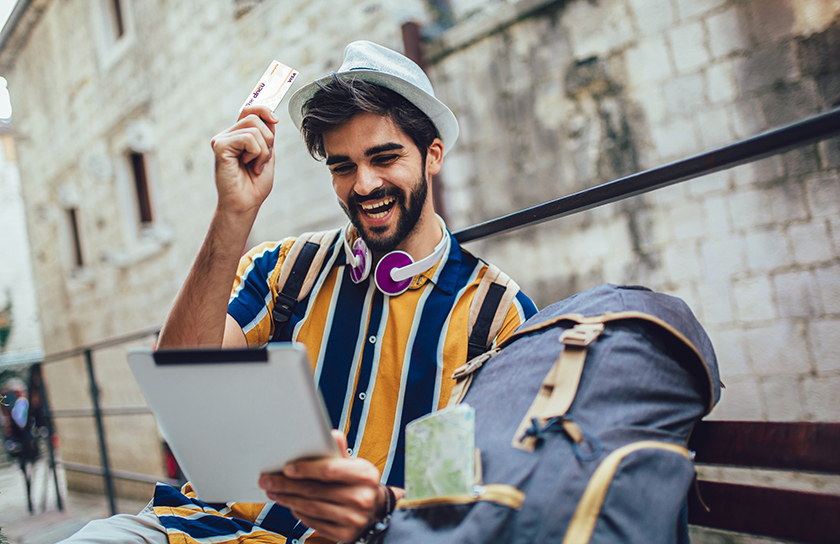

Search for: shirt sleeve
xmin=227 ymin=238 xmax=294 ymax=346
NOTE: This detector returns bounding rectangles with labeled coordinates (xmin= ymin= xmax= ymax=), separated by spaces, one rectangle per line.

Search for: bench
xmin=687 ymin=420 xmax=840 ymax=544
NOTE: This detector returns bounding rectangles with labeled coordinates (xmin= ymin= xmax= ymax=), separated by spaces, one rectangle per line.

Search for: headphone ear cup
xmin=374 ymin=251 xmax=414 ymax=296
xmin=349 ymin=237 xmax=372 ymax=283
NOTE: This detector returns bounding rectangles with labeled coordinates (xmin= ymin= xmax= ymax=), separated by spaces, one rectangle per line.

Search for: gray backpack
xmin=385 ymin=283 xmax=721 ymax=544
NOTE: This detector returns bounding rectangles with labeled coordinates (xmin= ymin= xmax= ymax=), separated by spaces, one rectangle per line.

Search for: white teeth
xmin=360 ymin=197 xmax=395 ymax=216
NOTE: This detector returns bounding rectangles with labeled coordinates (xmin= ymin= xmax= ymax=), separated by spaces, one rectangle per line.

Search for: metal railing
xmin=37 ymin=106 xmax=840 ymax=516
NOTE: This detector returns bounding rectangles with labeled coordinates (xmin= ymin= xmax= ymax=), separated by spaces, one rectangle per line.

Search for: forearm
xmin=157 ymin=208 xmax=256 ymax=348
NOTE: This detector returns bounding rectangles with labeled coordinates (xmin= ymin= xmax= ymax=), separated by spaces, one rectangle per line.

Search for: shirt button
xmin=346 ymin=448 xmax=353 ymax=456
xmin=359 ymin=392 xmax=366 ymax=400
xmin=369 ymin=335 xmax=376 ymax=344
xmin=291 ymin=540 xmax=299 ymax=544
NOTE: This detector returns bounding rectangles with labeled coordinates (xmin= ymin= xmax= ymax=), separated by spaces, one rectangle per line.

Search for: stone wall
xmin=1 ymin=0 xmax=838 ymax=508
xmin=426 ymin=0 xmax=840 ymax=425
xmin=0 ymin=0 xmax=429 ymax=497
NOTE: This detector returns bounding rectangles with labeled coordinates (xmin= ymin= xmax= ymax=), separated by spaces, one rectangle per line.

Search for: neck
xmin=378 ymin=207 xmax=443 ymax=262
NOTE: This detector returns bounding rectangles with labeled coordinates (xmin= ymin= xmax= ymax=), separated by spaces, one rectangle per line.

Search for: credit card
xmin=240 ymin=60 xmax=299 ymax=112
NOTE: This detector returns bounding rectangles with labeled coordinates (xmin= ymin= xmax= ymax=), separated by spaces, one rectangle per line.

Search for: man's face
xmin=323 ymin=112 xmax=434 ymax=253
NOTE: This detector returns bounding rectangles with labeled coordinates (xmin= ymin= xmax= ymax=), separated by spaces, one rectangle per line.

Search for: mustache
xmin=349 ymin=187 xmax=403 ymax=205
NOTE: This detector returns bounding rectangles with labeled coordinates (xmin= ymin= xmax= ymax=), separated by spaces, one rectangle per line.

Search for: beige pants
xmin=60 ymin=502 xmax=169 ymax=544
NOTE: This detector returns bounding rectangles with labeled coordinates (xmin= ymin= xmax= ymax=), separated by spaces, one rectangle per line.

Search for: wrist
xmin=377 ymin=484 xmax=396 ymax=521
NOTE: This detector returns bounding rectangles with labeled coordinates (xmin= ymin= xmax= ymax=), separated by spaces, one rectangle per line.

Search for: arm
xmin=259 ymin=431 xmax=404 ymax=543
xmin=157 ymin=106 xmax=278 ymax=348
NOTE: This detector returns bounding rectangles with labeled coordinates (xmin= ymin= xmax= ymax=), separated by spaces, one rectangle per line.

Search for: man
xmin=64 ymin=41 xmax=536 ymax=544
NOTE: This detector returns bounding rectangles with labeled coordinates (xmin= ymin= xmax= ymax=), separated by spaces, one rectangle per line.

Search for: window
xmin=129 ymin=152 xmax=153 ymax=224
xmin=66 ymin=207 xmax=84 ymax=269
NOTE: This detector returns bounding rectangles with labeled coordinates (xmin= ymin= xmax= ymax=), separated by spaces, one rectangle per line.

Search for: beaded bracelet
xmin=353 ymin=484 xmax=396 ymax=544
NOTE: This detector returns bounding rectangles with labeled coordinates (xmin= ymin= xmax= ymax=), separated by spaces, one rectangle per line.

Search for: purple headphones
xmin=343 ymin=222 xmax=449 ymax=296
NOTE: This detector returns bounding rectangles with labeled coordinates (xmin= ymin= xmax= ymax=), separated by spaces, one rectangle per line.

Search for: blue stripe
xmin=260 ymin=504 xmax=304 ymax=536
xmin=159 ymin=510 xmax=259 ymax=537
xmin=386 ymin=250 xmax=479 ymax=487
xmin=228 ymin=246 xmax=281 ymax=330
xmin=516 ymin=289 xmax=539 ymax=319
xmin=345 ymin=289 xmax=384 ymax=449
xmin=318 ymin=269 xmax=369 ymax=428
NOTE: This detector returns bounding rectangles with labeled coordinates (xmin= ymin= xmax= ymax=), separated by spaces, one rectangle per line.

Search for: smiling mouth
xmin=360 ymin=196 xmax=397 ymax=219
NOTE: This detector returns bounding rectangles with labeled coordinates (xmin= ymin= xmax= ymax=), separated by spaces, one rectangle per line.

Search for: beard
xmin=341 ymin=170 xmax=429 ymax=254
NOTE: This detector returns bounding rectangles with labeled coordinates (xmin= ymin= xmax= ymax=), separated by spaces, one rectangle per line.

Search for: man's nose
xmin=353 ymin=165 xmax=381 ymax=196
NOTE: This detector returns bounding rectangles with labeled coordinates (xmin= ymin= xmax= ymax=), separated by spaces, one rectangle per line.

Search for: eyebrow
xmin=325 ymin=142 xmax=405 ymax=166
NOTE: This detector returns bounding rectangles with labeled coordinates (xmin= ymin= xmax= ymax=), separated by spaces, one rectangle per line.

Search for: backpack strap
xmin=512 ymin=319 xmax=606 ymax=451
xmin=466 ymin=264 xmax=521 ymax=360
xmin=270 ymin=229 xmax=341 ymax=341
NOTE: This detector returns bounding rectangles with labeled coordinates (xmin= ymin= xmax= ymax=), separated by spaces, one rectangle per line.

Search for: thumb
xmin=332 ymin=429 xmax=350 ymax=458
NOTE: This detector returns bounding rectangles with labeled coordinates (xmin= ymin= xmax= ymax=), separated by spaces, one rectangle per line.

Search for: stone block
xmin=668 ymin=21 xmax=711 ymax=74
xmin=663 ymin=242 xmax=701 ymax=283
xmin=624 ymin=36 xmax=674 ymax=88
xmin=696 ymin=107 xmax=734 ymax=149
xmin=789 ymin=222 xmax=834 ymax=266
xmin=706 ymin=60 xmax=739 ymax=104
xmin=733 ymin=42 xmax=800 ymax=95
xmin=697 ymin=281 xmax=737 ymax=325
xmin=805 ymin=171 xmax=840 ymax=218
xmin=663 ymin=73 xmax=707 ymax=116
xmin=706 ymin=376 xmax=763 ymax=420
xmin=744 ymin=227 xmax=793 ymax=272
xmin=702 ymin=194 xmax=732 ymax=235
xmin=782 ymin=145 xmax=821 ymax=179
xmin=627 ymin=0 xmax=676 ymax=36
xmin=745 ymin=0 xmax=797 ymax=44
xmin=652 ymin=117 xmax=699 ymax=159
xmin=818 ymin=138 xmax=840 ymax=169
xmin=706 ymin=7 xmax=750 ymax=58
xmin=729 ymin=188 xmax=773 ymax=230
xmin=731 ymin=154 xmax=784 ymax=187
xmin=701 ymin=236 xmax=747 ymax=278
xmin=688 ymin=169 xmax=731 ymax=196
xmin=669 ymin=200 xmax=705 ymax=241
xmin=816 ymin=264 xmax=840 ymax=314
xmin=733 ymin=276 xmax=776 ymax=322
xmin=745 ymin=321 xmax=811 ymax=375
xmin=774 ymin=270 xmax=820 ymax=318
xmin=768 ymin=180 xmax=808 ymax=224
xmin=803 ymin=375 xmax=840 ymax=421
xmin=760 ymin=376 xmax=806 ymax=421
xmin=729 ymin=98 xmax=768 ymax=139
xmin=631 ymin=84 xmax=668 ymax=125
xmin=760 ymin=80 xmax=821 ymax=128
xmin=809 ymin=319 xmax=840 ymax=373
xmin=796 ymin=19 xmax=840 ymax=78
xmin=564 ymin=0 xmax=636 ymax=59
xmin=674 ymin=0 xmax=727 ymax=21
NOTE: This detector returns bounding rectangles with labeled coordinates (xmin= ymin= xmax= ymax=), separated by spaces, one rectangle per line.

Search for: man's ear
xmin=426 ymin=138 xmax=444 ymax=176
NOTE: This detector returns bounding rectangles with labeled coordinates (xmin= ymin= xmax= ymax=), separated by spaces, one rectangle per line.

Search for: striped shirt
xmin=153 ymin=225 xmax=537 ymax=544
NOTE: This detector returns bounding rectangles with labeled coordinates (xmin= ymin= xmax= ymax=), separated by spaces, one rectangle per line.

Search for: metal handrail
xmin=38 ymin=107 xmax=840 ymax=516
xmin=453 ymin=106 xmax=840 ymax=243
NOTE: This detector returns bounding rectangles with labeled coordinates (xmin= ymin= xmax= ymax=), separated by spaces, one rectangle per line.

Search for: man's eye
xmin=331 ymin=164 xmax=354 ymax=175
xmin=373 ymin=154 xmax=398 ymax=165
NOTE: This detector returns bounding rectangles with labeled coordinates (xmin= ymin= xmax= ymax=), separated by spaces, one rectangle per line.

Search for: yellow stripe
xmin=396 ymin=483 xmax=525 ymax=510
xmin=561 ymin=441 xmax=691 ymax=544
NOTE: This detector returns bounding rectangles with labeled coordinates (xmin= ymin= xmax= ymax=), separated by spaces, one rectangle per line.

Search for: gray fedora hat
xmin=288 ymin=40 xmax=459 ymax=155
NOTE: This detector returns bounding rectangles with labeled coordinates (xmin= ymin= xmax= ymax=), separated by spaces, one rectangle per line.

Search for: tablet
xmin=127 ymin=343 xmax=339 ymax=503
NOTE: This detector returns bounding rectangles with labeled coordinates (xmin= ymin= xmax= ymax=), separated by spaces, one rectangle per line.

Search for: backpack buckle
xmin=559 ymin=323 xmax=604 ymax=347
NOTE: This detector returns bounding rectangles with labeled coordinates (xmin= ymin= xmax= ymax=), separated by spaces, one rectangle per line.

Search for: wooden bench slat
xmin=688 ymin=480 xmax=840 ymax=544
xmin=688 ymin=421 xmax=840 ymax=474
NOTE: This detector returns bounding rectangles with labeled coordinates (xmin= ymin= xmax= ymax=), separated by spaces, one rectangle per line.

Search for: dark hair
xmin=300 ymin=75 xmax=439 ymax=160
